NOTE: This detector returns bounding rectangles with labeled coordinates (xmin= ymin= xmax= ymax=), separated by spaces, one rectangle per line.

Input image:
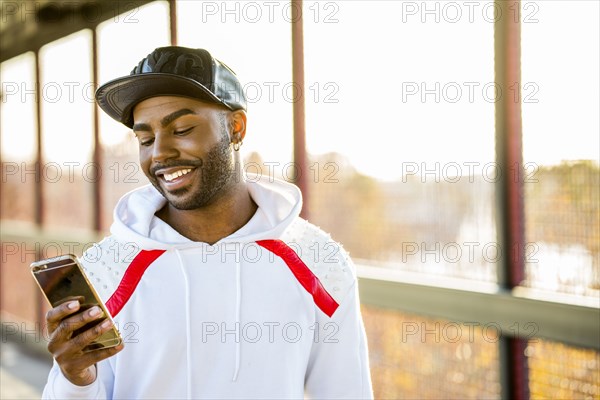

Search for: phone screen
xmin=31 ymin=255 xmax=122 ymax=352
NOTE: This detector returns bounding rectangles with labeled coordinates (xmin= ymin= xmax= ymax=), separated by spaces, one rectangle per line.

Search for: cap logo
xmin=134 ymin=50 xmax=210 ymax=85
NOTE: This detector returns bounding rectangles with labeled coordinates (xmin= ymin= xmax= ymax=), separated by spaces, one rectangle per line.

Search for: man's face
xmin=132 ymin=96 xmax=235 ymax=210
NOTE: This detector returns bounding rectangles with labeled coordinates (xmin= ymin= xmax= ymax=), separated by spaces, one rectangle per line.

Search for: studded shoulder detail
xmin=280 ymin=218 xmax=356 ymax=306
xmin=78 ymin=237 xmax=141 ymax=304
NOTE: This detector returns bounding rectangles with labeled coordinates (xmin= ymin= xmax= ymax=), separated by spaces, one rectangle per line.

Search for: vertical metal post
xmin=0 ymin=76 xmax=2 ymax=314
xmin=34 ymin=50 xmax=45 ymax=324
xmin=91 ymin=29 xmax=102 ymax=231
xmin=291 ymin=0 xmax=308 ymax=219
xmin=495 ymin=1 xmax=529 ymax=399
xmin=169 ymin=0 xmax=178 ymax=46
xmin=34 ymin=52 xmax=44 ymax=227
xmin=496 ymin=1 xmax=525 ymax=289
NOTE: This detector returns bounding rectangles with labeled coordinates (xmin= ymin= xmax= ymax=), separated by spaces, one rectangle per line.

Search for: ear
xmin=230 ymin=110 xmax=247 ymax=141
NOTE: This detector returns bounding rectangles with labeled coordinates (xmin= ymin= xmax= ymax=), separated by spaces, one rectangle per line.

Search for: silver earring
xmin=233 ymin=140 xmax=242 ymax=151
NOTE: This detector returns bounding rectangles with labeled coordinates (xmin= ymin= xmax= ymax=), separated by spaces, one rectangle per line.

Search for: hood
xmin=110 ymin=175 xmax=302 ymax=250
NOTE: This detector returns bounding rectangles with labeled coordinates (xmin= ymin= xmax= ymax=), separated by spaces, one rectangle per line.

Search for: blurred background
xmin=1 ymin=1 xmax=598 ymax=399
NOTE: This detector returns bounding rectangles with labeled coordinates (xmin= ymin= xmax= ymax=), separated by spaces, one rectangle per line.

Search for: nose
xmin=151 ymin=132 xmax=179 ymax=163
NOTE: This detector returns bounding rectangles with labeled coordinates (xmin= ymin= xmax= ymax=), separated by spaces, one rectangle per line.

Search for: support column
xmin=495 ymin=1 xmax=529 ymax=399
xmin=91 ymin=29 xmax=102 ymax=231
xmin=34 ymin=51 xmax=45 ymax=325
xmin=169 ymin=0 xmax=178 ymax=46
xmin=291 ymin=0 xmax=308 ymax=219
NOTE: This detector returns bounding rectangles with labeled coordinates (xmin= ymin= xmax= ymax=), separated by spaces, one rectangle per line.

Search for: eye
xmin=138 ymin=137 xmax=154 ymax=147
xmin=174 ymin=127 xmax=194 ymax=136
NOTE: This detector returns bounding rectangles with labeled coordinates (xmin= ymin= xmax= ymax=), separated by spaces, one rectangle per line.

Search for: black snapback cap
xmin=95 ymin=46 xmax=247 ymax=128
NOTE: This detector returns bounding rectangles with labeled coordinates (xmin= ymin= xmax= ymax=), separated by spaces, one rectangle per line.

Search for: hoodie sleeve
xmin=304 ymin=272 xmax=373 ymax=399
xmin=281 ymin=219 xmax=373 ymax=399
xmin=42 ymin=359 xmax=113 ymax=399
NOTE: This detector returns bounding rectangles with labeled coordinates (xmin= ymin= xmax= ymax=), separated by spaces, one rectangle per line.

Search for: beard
xmin=149 ymin=133 xmax=236 ymax=210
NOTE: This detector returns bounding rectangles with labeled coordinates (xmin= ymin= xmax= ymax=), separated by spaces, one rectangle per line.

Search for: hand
xmin=46 ymin=300 xmax=124 ymax=386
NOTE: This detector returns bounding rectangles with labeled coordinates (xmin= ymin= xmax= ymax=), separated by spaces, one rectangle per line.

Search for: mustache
xmin=150 ymin=159 xmax=204 ymax=177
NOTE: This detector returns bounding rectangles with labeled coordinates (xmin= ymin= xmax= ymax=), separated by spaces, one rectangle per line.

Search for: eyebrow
xmin=132 ymin=108 xmax=197 ymax=132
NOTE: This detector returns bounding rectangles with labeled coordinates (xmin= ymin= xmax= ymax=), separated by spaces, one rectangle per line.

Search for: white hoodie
xmin=42 ymin=177 xmax=373 ymax=399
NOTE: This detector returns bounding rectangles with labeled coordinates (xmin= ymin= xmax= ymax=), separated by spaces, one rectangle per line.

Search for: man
xmin=42 ymin=46 xmax=373 ymax=399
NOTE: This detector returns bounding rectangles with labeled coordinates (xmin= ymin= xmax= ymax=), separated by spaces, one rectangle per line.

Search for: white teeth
xmin=163 ymin=168 xmax=192 ymax=182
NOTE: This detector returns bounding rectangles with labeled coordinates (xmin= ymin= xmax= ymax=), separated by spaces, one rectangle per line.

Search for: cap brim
xmin=95 ymin=73 xmax=231 ymax=128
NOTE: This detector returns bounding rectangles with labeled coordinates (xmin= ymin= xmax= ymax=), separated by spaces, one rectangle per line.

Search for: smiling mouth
xmin=162 ymin=168 xmax=193 ymax=182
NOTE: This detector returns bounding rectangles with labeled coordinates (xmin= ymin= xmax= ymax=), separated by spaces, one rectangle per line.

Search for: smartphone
xmin=31 ymin=254 xmax=122 ymax=352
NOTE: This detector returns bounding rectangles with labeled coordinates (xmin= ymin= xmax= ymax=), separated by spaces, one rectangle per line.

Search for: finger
xmin=79 ymin=343 xmax=125 ymax=365
xmin=54 ymin=296 xmax=85 ymax=307
xmin=59 ymin=343 xmax=124 ymax=374
xmin=56 ymin=343 xmax=125 ymax=385
xmin=69 ymin=318 xmax=118 ymax=352
xmin=50 ymin=306 xmax=105 ymax=344
xmin=58 ymin=343 xmax=124 ymax=385
xmin=46 ymin=301 xmax=81 ymax=334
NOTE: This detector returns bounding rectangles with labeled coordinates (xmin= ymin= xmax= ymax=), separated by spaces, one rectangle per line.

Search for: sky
xmin=1 ymin=0 xmax=598 ymax=181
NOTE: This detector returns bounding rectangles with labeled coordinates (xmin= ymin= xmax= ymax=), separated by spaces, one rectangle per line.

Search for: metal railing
xmin=2 ymin=220 xmax=598 ymax=352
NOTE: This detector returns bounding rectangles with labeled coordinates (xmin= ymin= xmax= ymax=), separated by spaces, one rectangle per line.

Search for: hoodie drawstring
xmin=175 ymin=249 xmax=192 ymax=398
xmin=176 ymin=247 xmax=242 ymax=386
xmin=232 ymin=254 xmax=241 ymax=382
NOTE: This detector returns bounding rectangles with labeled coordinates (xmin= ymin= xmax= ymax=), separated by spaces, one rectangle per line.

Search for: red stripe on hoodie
xmin=256 ymin=239 xmax=339 ymax=317
xmin=106 ymin=249 xmax=166 ymax=317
